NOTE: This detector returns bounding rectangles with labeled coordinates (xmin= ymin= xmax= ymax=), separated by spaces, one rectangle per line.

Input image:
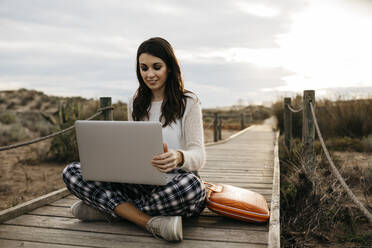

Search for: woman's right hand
xmin=151 ymin=143 xmax=183 ymax=173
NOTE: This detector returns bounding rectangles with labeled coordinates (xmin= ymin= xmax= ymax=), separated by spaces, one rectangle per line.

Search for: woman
xmin=62 ymin=37 xmax=206 ymax=242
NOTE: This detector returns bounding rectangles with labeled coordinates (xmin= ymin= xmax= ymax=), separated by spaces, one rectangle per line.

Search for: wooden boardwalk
xmin=0 ymin=119 xmax=279 ymax=247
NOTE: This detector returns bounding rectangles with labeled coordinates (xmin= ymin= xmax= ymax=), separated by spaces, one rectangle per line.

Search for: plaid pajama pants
xmin=62 ymin=162 xmax=206 ymax=218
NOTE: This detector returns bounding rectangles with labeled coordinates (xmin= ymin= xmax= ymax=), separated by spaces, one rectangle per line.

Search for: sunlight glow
xmin=274 ymin=1 xmax=372 ymax=92
xmin=236 ymin=2 xmax=280 ymax=18
xmin=205 ymin=1 xmax=372 ymax=95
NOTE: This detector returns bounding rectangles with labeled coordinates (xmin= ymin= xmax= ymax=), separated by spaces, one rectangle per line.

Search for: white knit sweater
xmin=127 ymin=92 xmax=206 ymax=172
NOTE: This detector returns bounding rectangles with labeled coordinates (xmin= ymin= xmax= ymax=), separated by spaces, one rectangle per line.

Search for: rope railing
xmin=0 ymin=106 xmax=114 ymax=152
xmin=286 ymin=104 xmax=303 ymax=113
xmin=284 ymin=91 xmax=372 ymax=224
xmin=309 ymin=102 xmax=372 ymax=223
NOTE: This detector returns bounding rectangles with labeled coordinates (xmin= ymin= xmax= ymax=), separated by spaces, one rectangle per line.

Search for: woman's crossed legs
xmin=62 ymin=162 xmax=206 ymax=228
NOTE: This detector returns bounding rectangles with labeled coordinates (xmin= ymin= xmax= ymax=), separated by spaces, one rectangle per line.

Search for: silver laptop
xmin=75 ymin=120 xmax=176 ymax=185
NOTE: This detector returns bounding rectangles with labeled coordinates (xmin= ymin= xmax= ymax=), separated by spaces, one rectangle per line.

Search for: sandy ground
xmin=0 ymin=141 xmax=66 ymax=210
xmin=0 ymin=128 xmax=239 ymax=211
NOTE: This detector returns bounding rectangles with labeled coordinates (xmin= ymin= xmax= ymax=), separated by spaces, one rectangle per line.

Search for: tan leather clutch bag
xmin=204 ymin=182 xmax=270 ymax=223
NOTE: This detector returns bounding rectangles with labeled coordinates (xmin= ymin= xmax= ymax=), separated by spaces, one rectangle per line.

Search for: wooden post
xmin=302 ymin=90 xmax=315 ymax=172
xmin=240 ymin=113 xmax=245 ymax=130
xmin=245 ymin=113 xmax=250 ymax=124
xmin=218 ymin=115 xmax=222 ymax=140
xmin=213 ymin=113 xmax=218 ymax=142
xmin=284 ymin=97 xmax=292 ymax=151
xmin=100 ymin=97 xmax=113 ymax=121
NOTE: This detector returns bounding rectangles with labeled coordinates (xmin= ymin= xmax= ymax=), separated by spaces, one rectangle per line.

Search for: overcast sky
xmin=1 ymin=0 xmax=372 ymax=107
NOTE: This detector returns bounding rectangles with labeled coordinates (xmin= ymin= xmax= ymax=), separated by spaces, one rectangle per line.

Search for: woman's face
xmin=138 ymin=53 xmax=168 ymax=96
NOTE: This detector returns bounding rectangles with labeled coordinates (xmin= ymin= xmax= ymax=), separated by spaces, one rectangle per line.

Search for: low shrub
xmin=112 ymin=100 xmax=128 ymax=121
xmin=314 ymin=137 xmax=364 ymax=153
xmin=49 ymin=99 xmax=81 ymax=163
xmin=49 ymin=123 xmax=79 ymax=163
xmin=0 ymin=111 xmax=17 ymax=124
xmin=20 ymin=94 xmax=34 ymax=106
xmin=272 ymin=96 xmax=372 ymax=141
xmin=0 ymin=123 xmax=30 ymax=146
xmin=361 ymin=135 xmax=372 ymax=153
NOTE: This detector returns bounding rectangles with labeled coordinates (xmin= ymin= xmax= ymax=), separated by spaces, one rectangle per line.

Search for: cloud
xmin=0 ymin=0 xmax=312 ymax=107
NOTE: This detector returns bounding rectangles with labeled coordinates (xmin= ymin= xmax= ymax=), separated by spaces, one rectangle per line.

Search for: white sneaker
xmin=145 ymin=216 xmax=183 ymax=242
xmin=71 ymin=200 xmax=112 ymax=222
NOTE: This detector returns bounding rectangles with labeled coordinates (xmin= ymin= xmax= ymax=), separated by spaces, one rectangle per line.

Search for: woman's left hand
xmin=151 ymin=143 xmax=182 ymax=173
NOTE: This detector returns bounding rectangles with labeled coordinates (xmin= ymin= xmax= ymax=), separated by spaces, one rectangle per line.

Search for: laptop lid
xmin=75 ymin=120 xmax=168 ymax=185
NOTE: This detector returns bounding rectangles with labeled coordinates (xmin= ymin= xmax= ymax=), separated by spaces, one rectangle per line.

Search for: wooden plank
xmin=48 ymin=195 xmax=271 ymax=207
xmin=4 ymin=215 xmax=268 ymax=243
xmin=27 ymin=206 xmax=268 ymax=231
xmin=200 ymin=177 xmax=273 ymax=184
xmin=202 ymin=177 xmax=274 ymax=182
xmin=202 ymin=174 xmax=273 ymax=179
xmin=184 ymin=216 xmax=268 ymax=231
xmin=48 ymin=198 xmax=77 ymax=207
xmin=46 ymin=198 xmax=274 ymax=215
xmin=0 ymin=239 xmax=94 ymax=248
xmin=64 ymin=195 xmax=77 ymax=200
xmin=268 ymin=132 xmax=280 ymax=248
xmin=206 ymin=150 xmax=273 ymax=155
xmin=201 ymin=168 xmax=274 ymax=172
xmin=203 ymin=162 xmax=273 ymax=168
xmin=28 ymin=206 xmax=73 ymax=218
xmin=201 ymin=169 xmax=274 ymax=173
xmin=0 ymin=225 xmax=267 ymax=247
xmin=0 ymin=188 xmax=69 ymax=224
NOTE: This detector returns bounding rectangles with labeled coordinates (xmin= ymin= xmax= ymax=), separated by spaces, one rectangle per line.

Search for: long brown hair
xmin=132 ymin=37 xmax=190 ymax=127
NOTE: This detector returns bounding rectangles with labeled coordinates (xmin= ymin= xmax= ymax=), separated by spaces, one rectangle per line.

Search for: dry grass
xmin=274 ymin=95 xmax=372 ymax=247
xmin=280 ymin=138 xmax=372 ymax=247
xmin=272 ymin=96 xmax=372 ymax=152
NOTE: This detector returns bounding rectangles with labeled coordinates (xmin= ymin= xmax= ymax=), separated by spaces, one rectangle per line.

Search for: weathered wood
xmin=200 ymin=177 xmax=273 ymax=183
xmin=0 ymin=239 xmax=89 ymax=248
xmin=49 ymin=195 xmax=273 ymax=208
xmin=201 ymin=170 xmax=274 ymax=175
xmin=4 ymin=214 xmax=268 ymax=244
xmin=241 ymin=113 xmax=245 ymax=129
xmin=0 ymin=225 xmax=267 ymax=247
xmin=48 ymin=198 xmax=79 ymax=207
xmin=213 ymin=112 xmax=218 ymax=142
xmin=218 ymin=115 xmax=222 ymax=140
xmin=27 ymin=206 xmax=268 ymax=231
xmin=65 ymin=194 xmax=78 ymax=199
xmin=0 ymin=118 xmax=278 ymax=247
xmin=203 ymin=172 xmax=274 ymax=178
xmin=284 ymin=97 xmax=292 ymax=151
xmin=0 ymin=188 xmax=69 ymax=224
xmin=268 ymin=132 xmax=280 ymax=248
xmin=302 ymin=90 xmax=315 ymax=173
xmin=99 ymin=97 xmax=113 ymax=121
xmin=28 ymin=205 xmax=73 ymax=218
